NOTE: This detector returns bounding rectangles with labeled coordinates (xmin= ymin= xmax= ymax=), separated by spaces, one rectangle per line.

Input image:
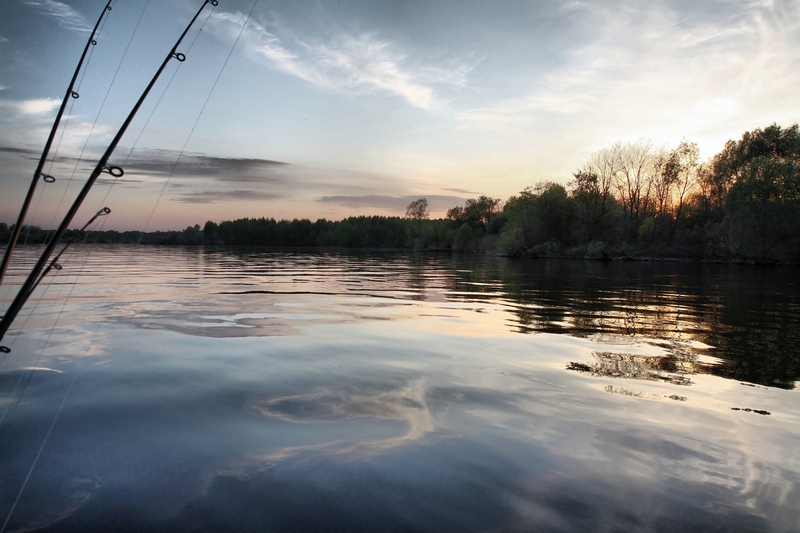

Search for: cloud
xmin=23 ymin=0 xmax=89 ymax=32
xmin=313 ymin=34 xmax=435 ymax=109
xmin=0 ymin=146 xmax=38 ymax=156
xmin=172 ymin=189 xmax=281 ymax=204
xmin=442 ymin=187 xmax=480 ymax=195
xmin=245 ymin=379 xmax=434 ymax=455
xmin=118 ymin=150 xmax=289 ymax=180
xmin=455 ymin=0 xmax=800 ymax=151
xmin=19 ymin=98 xmax=60 ymax=115
xmin=209 ymin=12 xmax=469 ymax=110
xmin=0 ymin=37 xmax=8 ymax=44
xmin=316 ymin=194 xmax=466 ymax=212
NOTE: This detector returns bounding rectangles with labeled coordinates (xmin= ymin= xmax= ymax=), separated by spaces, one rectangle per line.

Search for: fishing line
xmin=139 ymin=0 xmax=258 ymax=236
xmin=0 ymin=210 xmax=107 ymax=428
xmin=90 ymin=1 xmax=217 ymax=249
xmin=0 ymin=254 xmax=85 ymax=526
xmin=0 ymin=274 xmax=69 ymax=426
xmin=49 ymin=0 xmax=152 ymax=232
xmin=36 ymin=0 xmax=119 ymax=242
xmin=44 ymin=0 xmax=115 ymax=179
xmin=0 ymin=228 xmax=109 ymax=532
xmin=0 ymin=212 xmax=117 ymax=532
xmin=93 ymin=6 xmax=215 ymax=223
xmin=0 ymin=0 xmax=118 ymax=291
xmin=2 ymin=3 xmax=224 ymax=523
xmin=38 ymin=1 xmax=115 ymax=236
xmin=69 ymin=0 xmax=120 ymax=103
xmin=114 ymin=0 xmax=218 ymax=218
xmin=25 ymin=80 xmax=75 ymax=246
xmin=0 ymin=377 xmax=74 ymax=533
xmin=1 ymin=0 xmax=223 ymax=349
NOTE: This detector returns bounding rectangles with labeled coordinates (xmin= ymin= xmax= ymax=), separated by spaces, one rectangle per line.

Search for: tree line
xmin=1 ymin=123 xmax=798 ymax=262
xmin=439 ymin=123 xmax=800 ymax=262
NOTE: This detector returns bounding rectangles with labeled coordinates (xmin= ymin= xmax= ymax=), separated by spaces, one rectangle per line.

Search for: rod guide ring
xmin=172 ymin=52 xmax=186 ymax=62
xmin=42 ymin=174 xmax=56 ymax=183
xmin=54 ymin=264 xmax=62 ymax=270
xmin=209 ymin=0 xmax=219 ymax=5
xmin=103 ymin=166 xmax=124 ymax=177
xmin=102 ymin=207 xmax=111 ymax=214
xmin=0 ymin=346 xmax=9 ymax=354
xmin=92 ymin=39 xmax=98 ymax=45
xmin=71 ymin=91 xmax=80 ymax=99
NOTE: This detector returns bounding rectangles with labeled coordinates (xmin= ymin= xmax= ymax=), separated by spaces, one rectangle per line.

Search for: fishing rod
xmin=0 ymin=0 xmax=115 ymax=287
xmin=0 ymin=0 xmax=220 ymax=349
xmin=26 ymin=207 xmax=112 ymax=298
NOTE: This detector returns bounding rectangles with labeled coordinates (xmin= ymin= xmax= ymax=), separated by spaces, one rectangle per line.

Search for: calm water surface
xmin=1 ymin=245 xmax=799 ymax=532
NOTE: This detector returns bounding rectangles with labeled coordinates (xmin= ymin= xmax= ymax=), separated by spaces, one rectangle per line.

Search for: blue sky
xmin=1 ymin=0 xmax=799 ymax=230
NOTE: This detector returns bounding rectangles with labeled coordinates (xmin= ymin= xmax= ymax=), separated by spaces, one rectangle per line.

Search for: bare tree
xmin=585 ymin=145 xmax=619 ymax=204
xmin=609 ymin=140 xmax=661 ymax=226
xmin=571 ymin=145 xmax=619 ymax=229
xmin=663 ymin=140 xmax=700 ymax=224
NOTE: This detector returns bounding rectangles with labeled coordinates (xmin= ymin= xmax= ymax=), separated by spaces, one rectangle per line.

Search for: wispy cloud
xmin=455 ymin=0 xmax=800 ymax=150
xmin=210 ymin=12 xmax=469 ymax=110
xmin=119 ymin=150 xmax=289 ymax=180
xmin=23 ymin=0 xmax=89 ymax=32
xmin=442 ymin=187 xmax=480 ymax=195
xmin=173 ymin=190 xmax=281 ymax=204
xmin=0 ymin=146 xmax=38 ymax=156
xmin=0 ymin=36 xmax=9 ymax=44
xmin=18 ymin=98 xmax=60 ymax=114
xmin=313 ymin=34 xmax=434 ymax=109
xmin=316 ymin=194 xmax=465 ymax=212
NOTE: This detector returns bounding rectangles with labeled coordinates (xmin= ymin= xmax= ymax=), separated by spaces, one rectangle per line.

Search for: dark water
xmin=1 ymin=246 xmax=798 ymax=532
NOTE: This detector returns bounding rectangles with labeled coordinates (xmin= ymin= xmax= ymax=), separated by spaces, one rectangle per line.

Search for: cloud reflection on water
xmin=2 ymin=247 xmax=800 ymax=531
xmin=247 ymin=379 xmax=434 ymax=454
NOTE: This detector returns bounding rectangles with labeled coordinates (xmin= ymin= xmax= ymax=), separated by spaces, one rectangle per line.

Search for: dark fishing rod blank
xmin=0 ymin=0 xmax=220 ymax=349
xmin=0 ymin=0 xmax=115 ymax=287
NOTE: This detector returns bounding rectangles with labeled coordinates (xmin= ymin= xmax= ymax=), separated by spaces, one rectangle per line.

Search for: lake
xmin=1 ymin=245 xmax=799 ymax=532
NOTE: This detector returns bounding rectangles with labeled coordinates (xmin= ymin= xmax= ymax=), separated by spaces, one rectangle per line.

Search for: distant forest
xmin=2 ymin=123 xmax=799 ymax=263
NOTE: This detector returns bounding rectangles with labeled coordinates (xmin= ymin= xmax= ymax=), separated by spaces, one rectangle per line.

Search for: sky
xmin=0 ymin=0 xmax=798 ymax=231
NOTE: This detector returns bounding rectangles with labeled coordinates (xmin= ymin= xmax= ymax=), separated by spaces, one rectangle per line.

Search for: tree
xmin=569 ymin=169 xmax=618 ymax=242
xmin=610 ymin=140 xmax=662 ymax=229
xmin=405 ymin=198 xmax=429 ymax=221
xmin=503 ymin=183 xmax=575 ymax=251
xmin=448 ymin=196 xmax=501 ymax=227
xmin=718 ymin=124 xmax=800 ymax=260
xmin=582 ymin=145 xmax=618 ymax=210
xmin=660 ymin=140 xmax=700 ymax=239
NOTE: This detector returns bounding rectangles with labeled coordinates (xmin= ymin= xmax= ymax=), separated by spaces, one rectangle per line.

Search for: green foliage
xmin=702 ymin=124 xmax=800 ymax=261
xmin=568 ymin=171 xmax=620 ymax=243
xmin=452 ymin=223 xmax=474 ymax=252
xmin=500 ymin=182 xmax=575 ymax=254
xmin=3 ymin=123 xmax=798 ymax=262
xmin=447 ymin=196 xmax=501 ymax=228
xmin=405 ymin=198 xmax=429 ymax=221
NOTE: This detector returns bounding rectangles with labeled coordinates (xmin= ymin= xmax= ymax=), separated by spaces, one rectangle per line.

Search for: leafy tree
xmin=502 ymin=183 xmax=575 ymax=253
xmin=203 ymin=221 xmax=219 ymax=243
xmin=693 ymin=123 xmax=800 ymax=260
xmin=569 ymin=170 xmax=619 ymax=243
xmin=447 ymin=196 xmax=502 ymax=228
xmin=405 ymin=198 xmax=429 ymax=221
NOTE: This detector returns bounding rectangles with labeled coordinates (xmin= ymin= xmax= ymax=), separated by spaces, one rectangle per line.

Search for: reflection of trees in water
xmin=444 ymin=257 xmax=800 ymax=389
xmin=567 ymin=351 xmax=694 ymax=387
xmin=194 ymin=250 xmax=798 ymax=389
